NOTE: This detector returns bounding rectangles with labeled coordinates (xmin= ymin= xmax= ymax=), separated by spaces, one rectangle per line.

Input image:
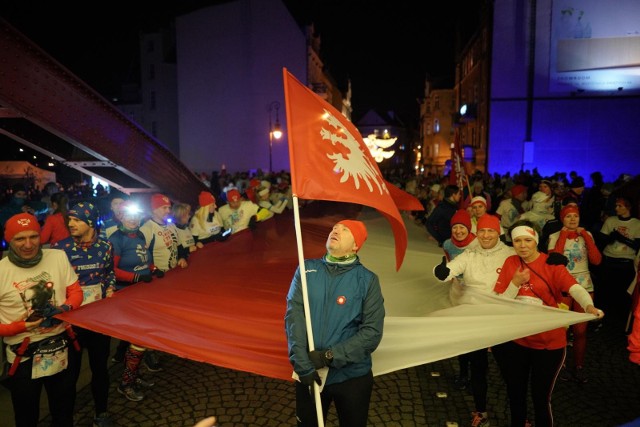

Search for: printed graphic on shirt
xmin=156 ymin=228 xmax=178 ymax=269
xmin=135 ymin=244 xmax=150 ymax=264
xmin=13 ymin=271 xmax=60 ymax=327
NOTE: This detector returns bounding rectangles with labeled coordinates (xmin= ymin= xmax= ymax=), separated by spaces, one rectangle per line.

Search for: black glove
xmin=39 ymin=304 xmax=62 ymax=318
xmin=609 ymin=230 xmax=622 ymax=243
xmin=299 ymin=371 xmax=322 ymax=387
xmin=609 ymin=230 xmax=637 ymax=249
xmin=248 ymin=215 xmax=258 ymax=230
xmin=434 ymin=256 xmax=450 ymax=281
xmin=152 ymin=269 xmax=165 ymax=278
xmin=38 ymin=304 xmax=71 ymax=328
xmin=308 ymin=350 xmax=330 ymax=369
xmin=134 ymin=273 xmax=153 ymax=283
xmin=546 ymin=252 xmax=569 ymax=266
xmin=214 ymin=229 xmax=230 ymax=242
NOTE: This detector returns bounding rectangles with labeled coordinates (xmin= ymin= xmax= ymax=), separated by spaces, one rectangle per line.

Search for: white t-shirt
xmin=175 ymin=225 xmax=196 ymax=248
xmin=548 ymin=230 xmax=597 ymax=292
xmin=140 ymin=219 xmax=180 ymax=271
xmin=218 ymin=201 xmax=259 ymax=234
xmin=601 ymin=216 xmax=640 ymax=260
xmin=189 ymin=210 xmax=224 ymax=240
xmin=0 ymin=250 xmax=78 ymax=356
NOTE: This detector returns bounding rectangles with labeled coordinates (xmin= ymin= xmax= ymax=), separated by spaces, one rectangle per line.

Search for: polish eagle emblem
xmin=319 ymin=109 xmax=388 ymax=195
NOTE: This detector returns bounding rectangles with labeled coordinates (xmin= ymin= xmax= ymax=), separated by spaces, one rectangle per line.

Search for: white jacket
xmin=435 ymin=241 xmax=516 ymax=301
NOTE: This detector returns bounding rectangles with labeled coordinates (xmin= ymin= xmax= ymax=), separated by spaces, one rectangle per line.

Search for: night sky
xmin=1 ymin=1 xmax=481 ymax=124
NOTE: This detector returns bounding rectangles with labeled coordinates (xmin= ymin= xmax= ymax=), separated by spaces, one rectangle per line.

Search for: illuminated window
xmin=434 ymin=119 xmax=440 ymax=133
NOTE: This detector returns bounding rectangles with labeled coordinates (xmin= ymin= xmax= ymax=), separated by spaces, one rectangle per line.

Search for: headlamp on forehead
xmin=122 ymin=203 xmax=142 ymax=218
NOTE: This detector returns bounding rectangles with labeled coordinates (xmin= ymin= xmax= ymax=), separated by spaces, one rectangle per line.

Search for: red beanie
xmin=151 ymin=193 xmax=171 ymax=210
xmin=510 ymin=185 xmax=527 ymax=198
xmin=198 ymin=191 xmax=215 ymax=207
xmin=4 ymin=213 xmax=41 ymax=242
xmin=477 ymin=214 xmax=501 ymax=233
xmin=560 ymin=205 xmax=580 ymax=221
xmin=337 ymin=220 xmax=368 ymax=252
xmin=450 ymin=209 xmax=472 ymax=230
xmin=227 ymin=189 xmax=241 ymax=202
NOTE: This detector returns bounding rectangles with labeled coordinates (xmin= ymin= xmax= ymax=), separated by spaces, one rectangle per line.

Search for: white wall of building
xmin=176 ymin=0 xmax=307 ymax=174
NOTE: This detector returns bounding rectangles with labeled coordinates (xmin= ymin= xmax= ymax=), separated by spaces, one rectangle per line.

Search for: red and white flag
xmin=283 ymin=68 xmax=409 ymax=270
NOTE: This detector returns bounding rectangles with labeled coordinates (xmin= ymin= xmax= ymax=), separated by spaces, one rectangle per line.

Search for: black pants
xmin=7 ymin=340 xmax=80 ymax=427
xmin=492 ymin=341 xmax=565 ymax=427
xmin=71 ymin=327 xmax=111 ymax=416
xmin=295 ymin=371 xmax=373 ymax=427
xmin=595 ymin=257 xmax=635 ymax=329
xmin=467 ymin=348 xmax=489 ymax=413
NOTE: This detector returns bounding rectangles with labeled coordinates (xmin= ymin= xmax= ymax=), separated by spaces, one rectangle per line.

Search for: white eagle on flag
xmin=319 ymin=109 xmax=388 ymax=196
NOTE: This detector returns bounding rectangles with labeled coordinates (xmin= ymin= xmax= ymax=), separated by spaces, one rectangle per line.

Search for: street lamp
xmin=268 ymin=101 xmax=283 ymax=173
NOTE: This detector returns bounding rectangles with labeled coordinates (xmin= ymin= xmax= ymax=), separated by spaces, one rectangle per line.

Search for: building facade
xmin=454 ymin=11 xmax=492 ymax=174
xmin=489 ymin=0 xmax=640 ymax=181
xmin=118 ymin=0 xmax=346 ymax=175
xmin=418 ymin=83 xmax=456 ymax=176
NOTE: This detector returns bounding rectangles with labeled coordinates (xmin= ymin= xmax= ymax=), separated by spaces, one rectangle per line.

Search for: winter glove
xmin=39 ymin=305 xmax=62 ymax=318
xmin=546 ymin=252 xmax=569 ymax=266
xmin=152 ymin=269 xmax=165 ymax=278
xmin=248 ymin=215 xmax=258 ymax=230
xmin=308 ymin=350 xmax=330 ymax=369
xmin=214 ymin=229 xmax=230 ymax=242
xmin=134 ymin=273 xmax=153 ymax=283
xmin=299 ymin=371 xmax=322 ymax=387
xmin=609 ymin=230 xmax=622 ymax=243
xmin=434 ymin=256 xmax=450 ymax=281
xmin=38 ymin=304 xmax=71 ymax=328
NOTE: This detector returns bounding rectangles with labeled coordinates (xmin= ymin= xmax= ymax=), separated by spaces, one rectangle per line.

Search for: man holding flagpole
xmin=282 ymin=67 xmax=416 ymax=426
xmin=285 ymin=219 xmax=385 ymax=427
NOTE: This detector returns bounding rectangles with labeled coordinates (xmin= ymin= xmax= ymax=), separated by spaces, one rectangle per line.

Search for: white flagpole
xmin=291 ymin=195 xmax=325 ymax=427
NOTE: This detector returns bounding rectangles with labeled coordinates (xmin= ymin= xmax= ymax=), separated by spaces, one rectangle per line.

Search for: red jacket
xmin=494 ymin=253 xmax=577 ymax=350
xmin=40 ymin=212 xmax=70 ymax=245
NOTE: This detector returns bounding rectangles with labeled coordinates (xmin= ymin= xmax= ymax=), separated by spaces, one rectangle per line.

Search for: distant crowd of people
xmin=419 ymin=168 xmax=638 ymax=427
xmin=1 ymin=166 xmax=638 ymax=427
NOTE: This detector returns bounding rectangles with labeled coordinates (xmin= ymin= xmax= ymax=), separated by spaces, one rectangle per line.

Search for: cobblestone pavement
xmin=417 ymin=321 xmax=640 ymax=427
xmin=35 ymin=354 xmax=425 ymax=427
xmin=3 ymin=321 xmax=639 ymax=426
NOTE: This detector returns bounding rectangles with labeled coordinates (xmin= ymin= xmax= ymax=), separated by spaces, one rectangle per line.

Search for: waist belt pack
xmin=10 ymin=334 xmax=68 ymax=359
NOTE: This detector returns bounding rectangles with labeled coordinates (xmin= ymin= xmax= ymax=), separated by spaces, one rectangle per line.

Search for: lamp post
xmin=268 ymin=101 xmax=283 ymax=173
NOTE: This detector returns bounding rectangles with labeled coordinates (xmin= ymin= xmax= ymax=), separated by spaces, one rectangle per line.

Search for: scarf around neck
xmin=8 ymin=246 xmax=43 ymax=268
xmin=451 ymin=233 xmax=476 ymax=248
xmin=325 ymin=253 xmax=357 ymax=264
